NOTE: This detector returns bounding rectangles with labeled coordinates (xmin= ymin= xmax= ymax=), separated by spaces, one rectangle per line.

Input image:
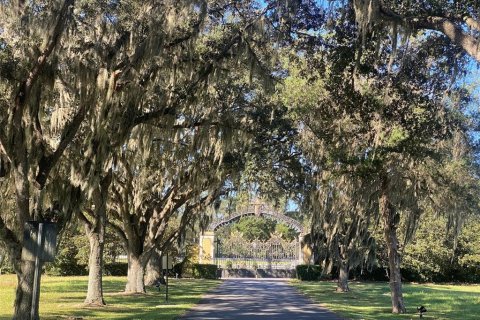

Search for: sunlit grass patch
xmin=0 ymin=275 xmax=221 ymax=320
xmin=291 ymin=280 xmax=480 ymax=319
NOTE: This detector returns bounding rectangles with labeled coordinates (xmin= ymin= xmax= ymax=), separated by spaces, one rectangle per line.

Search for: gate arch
xmin=207 ymin=203 xmax=304 ymax=234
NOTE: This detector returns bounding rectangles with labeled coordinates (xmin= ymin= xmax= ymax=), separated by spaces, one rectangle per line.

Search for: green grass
xmin=0 ymin=275 xmax=221 ymax=319
xmin=291 ymin=280 xmax=480 ymax=319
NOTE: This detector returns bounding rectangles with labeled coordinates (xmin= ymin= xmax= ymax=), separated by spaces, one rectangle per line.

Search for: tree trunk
xmin=380 ymin=183 xmax=406 ymax=314
xmin=13 ymin=259 xmax=36 ymax=320
xmin=12 ymin=154 xmax=36 ymax=319
xmin=83 ymin=173 xmax=111 ymax=305
xmin=336 ymin=261 xmax=350 ymax=292
xmin=145 ymin=249 xmax=162 ymax=286
xmin=84 ymin=230 xmax=105 ymax=305
xmin=125 ymin=254 xmax=146 ymax=293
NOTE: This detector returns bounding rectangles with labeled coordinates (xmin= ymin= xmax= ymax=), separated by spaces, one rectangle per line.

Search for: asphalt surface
xmin=179 ymin=278 xmax=344 ymax=320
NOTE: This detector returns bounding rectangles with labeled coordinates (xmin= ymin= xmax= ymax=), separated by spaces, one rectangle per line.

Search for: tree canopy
xmin=1 ymin=1 xmax=480 ymax=318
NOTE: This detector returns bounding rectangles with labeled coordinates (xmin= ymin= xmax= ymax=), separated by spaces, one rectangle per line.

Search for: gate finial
xmin=252 ymin=198 xmax=263 ymax=216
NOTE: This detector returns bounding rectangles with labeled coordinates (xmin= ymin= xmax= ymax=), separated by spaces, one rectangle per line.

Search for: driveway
xmin=179 ymin=278 xmax=343 ymax=319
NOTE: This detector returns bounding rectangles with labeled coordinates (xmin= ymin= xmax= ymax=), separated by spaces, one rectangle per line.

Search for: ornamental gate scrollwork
xmin=219 ymin=231 xmax=298 ymax=262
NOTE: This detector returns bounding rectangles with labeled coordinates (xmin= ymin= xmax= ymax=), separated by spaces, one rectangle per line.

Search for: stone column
xmin=199 ymin=231 xmax=215 ymax=264
xmin=298 ymin=234 xmax=304 ymax=265
xmin=301 ymin=237 xmax=313 ymax=264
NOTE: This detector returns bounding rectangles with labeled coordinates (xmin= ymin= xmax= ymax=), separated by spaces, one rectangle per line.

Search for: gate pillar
xmin=199 ymin=231 xmax=215 ymax=264
xmin=299 ymin=234 xmax=313 ymax=264
xmin=298 ymin=234 xmax=304 ymax=264
xmin=302 ymin=243 xmax=313 ymax=264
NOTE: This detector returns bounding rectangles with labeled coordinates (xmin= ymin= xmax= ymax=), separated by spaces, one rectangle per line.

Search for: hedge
xmin=0 ymin=265 xmax=15 ymax=275
xmin=45 ymin=262 xmax=87 ymax=276
xmin=296 ymin=264 xmax=322 ymax=281
xmin=192 ymin=264 xmax=218 ymax=279
xmin=104 ymin=262 xmax=128 ymax=276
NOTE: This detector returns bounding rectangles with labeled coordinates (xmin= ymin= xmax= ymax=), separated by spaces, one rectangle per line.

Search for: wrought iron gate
xmin=216 ymin=231 xmax=299 ymax=269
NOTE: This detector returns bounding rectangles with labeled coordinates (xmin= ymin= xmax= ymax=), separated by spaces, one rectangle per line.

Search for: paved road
xmin=179 ymin=279 xmax=343 ymax=320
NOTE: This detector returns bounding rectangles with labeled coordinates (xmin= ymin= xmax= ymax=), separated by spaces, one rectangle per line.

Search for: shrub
xmin=45 ymin=262 xmax=87 ymax=276
xmin=192 ymin=264 xmax=218 ymax=279
xmin=225 ymin=260 xmax=233 ymax=269
xmin=0 ymin=263 xmax=15 ymax=275
xmin=180 ymin=244 xmax=200 ymax=278
xmin=104 ymin=262 xmax=128 ymax=276
xmin=172 ymin=262 xmax=184 ymax=278
xmin=296 ymin=264 xmax=322 ymax=281
xmin=43 ymin=227 xmax=87 ymax=276
xmin=350 ymin=266 xmax=389 ymax=282
xmin=0 ymin=251 xmax=15 ymax=275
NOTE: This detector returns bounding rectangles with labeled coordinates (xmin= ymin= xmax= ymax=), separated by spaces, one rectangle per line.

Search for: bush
xmin=0 ymin=251 xmax=15 ymax=275
xmin=0 ymin=263 xmax=15 ymax=275
xmin=45 ymin=262 xmax=87 ymax=276
xmin=225 ymin=260 xmax=233 ymax=269
xmin=172 ymin=262 xmax=184 ymax=278
xmin=104 ymin=262 xmax=128 ymax=276
xmin=350 ymin=266 xmax=389 ymax=282
xmin=296 ymin=264 xmax=322 ymax=281
xmin=179 ymin=244 xmax=200 ymax=278
xmin=192 ymin=264 xmax=218 ymax=279
xmin=398 ymin=212 xmax=480 ymax=283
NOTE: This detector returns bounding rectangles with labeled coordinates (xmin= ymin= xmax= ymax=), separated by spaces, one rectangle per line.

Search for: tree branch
xmin=35 ymin=102 xmax=90 ymax=188
xmin=133 ymin=33 xmax=241 ymax=126
xmin=107 ymin=221 xmax=128 ymax=246
xmin=409 ymin=16 xmax=480 ymax=62
xmin=13 ymin=0 xmax=75 ymax=112
xmin=76 ymin=209 xmax=93 ymax=230
xmin=374 ymin=2 xmax=480 ymax=62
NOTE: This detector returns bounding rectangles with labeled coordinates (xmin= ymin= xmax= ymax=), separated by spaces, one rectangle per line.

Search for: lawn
xmin=291 ymin=280 xmax=480 ymax=319
xmin=0 ymin=275 xmax=220 ymax=319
